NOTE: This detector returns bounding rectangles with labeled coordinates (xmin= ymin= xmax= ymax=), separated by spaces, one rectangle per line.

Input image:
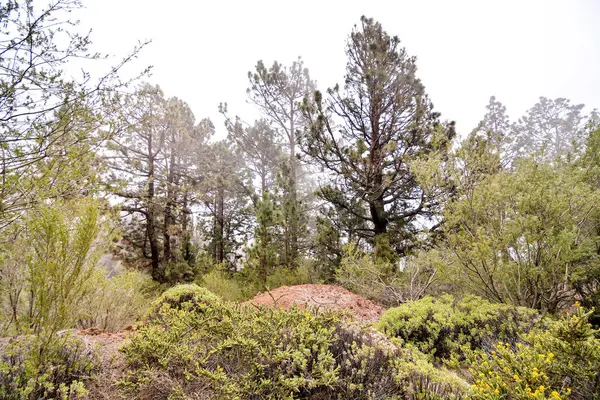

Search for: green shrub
xmin=265 ymin=262 xmax=321 ymax=290
xmin=144 ymin=283 xmax=223 ymax=323
xmin=322 ymin=324 xmax=468 ymax=399
xmin=164 ymin=261 xmax=199 ymax=284
xmin=467 ymin=306 xmax=600 ymax=400
xmin=78 ymin=269 xmax=159 ymax=332
xmin=198 ymin=268 xmax=246 ymax=302
xmin=377 ymin=295 xmax=540 ymax=365
xmin=119 ymin=291 xmax=469 ymax=399
xmin=336 ymin=244 xmax=440 ymax=307
xmin=0 ymin=334 xmax=98 ymax=400
xmin=0 ymin=199 xmax=112 ymax=337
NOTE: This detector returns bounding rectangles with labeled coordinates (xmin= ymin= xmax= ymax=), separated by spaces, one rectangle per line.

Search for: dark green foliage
xmin=312 ymin=214 xmax=343 ymax=282
xmin=164 ymin=261 xmax=200 ymax=284
xmin=302 ymin=16 xmax=455 ymax=255
xmin=377 ymin=295 xmax=540 ymax=364
xmin=120 ymin=288 xmax=468 ymax=399
xmin=0 ymin=334 xmax=98 ymax=400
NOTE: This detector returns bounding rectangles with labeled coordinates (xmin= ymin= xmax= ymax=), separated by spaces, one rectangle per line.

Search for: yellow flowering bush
xmin=467 ymin=306 xmax=600 ymax=400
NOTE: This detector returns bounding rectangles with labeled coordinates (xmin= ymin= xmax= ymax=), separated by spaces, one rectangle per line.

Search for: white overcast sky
xmin=75 ymin=0 xmax=600 ymax=138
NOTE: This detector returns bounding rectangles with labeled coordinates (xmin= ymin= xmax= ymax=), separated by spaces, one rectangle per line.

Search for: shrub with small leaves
xmin=119 ymin=288 xmax=469 ymax=399
xmin=377 ymin=295 xmax=540 ymax=365
xmin=0 ymin=334 xmax=98 ymax=400
xmin=78 ymin=269 xmax=159 ymax=332
xmin=466 ymin=306 xmax=600 ymax=400
xmin=197 ymin=268 xmax=246 ymax=302
xmin=143 ymin=283 xmax=223 ymax=323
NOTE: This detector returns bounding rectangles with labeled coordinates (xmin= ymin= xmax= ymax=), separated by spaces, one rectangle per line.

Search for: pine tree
xmin=302 ymin=17 xmax=454 ymax=255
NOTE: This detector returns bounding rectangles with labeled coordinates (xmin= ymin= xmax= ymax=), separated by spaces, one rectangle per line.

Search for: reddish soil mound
xmin=247 ymin=284 xmax=385 ymax=323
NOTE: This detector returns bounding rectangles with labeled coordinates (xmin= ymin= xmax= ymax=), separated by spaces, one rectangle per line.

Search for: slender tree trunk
xmin=181 ymin=190 xmax=191 ymax=262
xmin=147 ymin=133 xmax=162 ymax=282
xmin=215 ymin=187 xmax=224 ymax=264
xmin=369 ymin=99 xmax=387 ymax=236
xmin=288 ymin=102 xmax=299 ymax=266
xmin=163 ymin=150 xmax=176 ymax=264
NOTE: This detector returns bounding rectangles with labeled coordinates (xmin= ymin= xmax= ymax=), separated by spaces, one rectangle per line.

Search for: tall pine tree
xmin=302 ymin=17 xmax=454 ymax=256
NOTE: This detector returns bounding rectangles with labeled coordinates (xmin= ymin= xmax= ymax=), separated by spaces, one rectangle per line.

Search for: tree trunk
xmin=215 ymin=187 xmax=224 ymax=264
xmin=147 ymin=133 xmax=162 ymax=282
xmin=163 ymin=150 xmax=176 ymax=264
xmin=181 ymin=190 xmax=192 ymax=262
xmin=288 ymin=101 xmax=298 ymax=266
xmin=369 ymin=95 xmax=387 ymax=237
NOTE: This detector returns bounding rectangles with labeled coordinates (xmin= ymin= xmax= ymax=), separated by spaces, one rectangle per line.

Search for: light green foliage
xmin=377 ymin=295 xmax=540 ymax=365
xmin=266 ymin=262 xmax=321 ymax=290
xmin=0 ymin=0 xmax=147 ymax=227
xmin=336 ymin=243 xmax=438 ymax=306
xmin=120 ymin=288 xmax=469 ymax=399
xmin=199 ymin=260 xmax=320 ymax=303
xmin=443 ymin=153 xmax=600 ymax=312
xmin=0 ymin=199 xmax=112 ymax=337
xmin=144 ymin=284 xmax=223 ymax=323
xmin=78 ymin=270 xmax=159 ymax=332
xmin=467 ymin=306 xmax=600 ymax=400
xmin=573 ymin=125 xmax=600 ymax=326
xmin=0 ymin=199 xmax=111 ymax=398
xmin=0 ymin=334 xmax=98 ymax=400
xmin=198 ymin=268 xmax=246 ymax=302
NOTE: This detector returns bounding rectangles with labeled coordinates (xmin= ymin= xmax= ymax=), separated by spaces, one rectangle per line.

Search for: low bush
xmin=376 ymin=295 xmax=540 ymax=365
xmin=119 ymin=288 xmax=469 ymax=399
xmin=336 ymin=244 xmax=440 ymax=307
xmin=164 ymin=261 xmax=200 ymax=284
xmin=467 ymin=306 xmax=600 ymax=400
xmin=198 ymin=268 xmax=246 ymax=302
xmin=78 ymin=269 xmax=159 ymax=332
xmin=143 ymin=283 xmax=223 ymax=323
xmin=0 ymin=334 xmax=98 ymax=400
xmin=265 ymin=262 xmax=321 ymax=290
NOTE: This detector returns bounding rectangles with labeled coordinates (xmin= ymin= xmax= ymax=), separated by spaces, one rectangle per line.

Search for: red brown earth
xmin=247 ymin=284 xmax=385 ymax=323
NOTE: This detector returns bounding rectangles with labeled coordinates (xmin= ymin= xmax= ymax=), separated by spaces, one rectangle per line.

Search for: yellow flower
xmin=494 ymin=389 xmax=500 ymax=395
xmin=531 ymin=371 xmax=539 ymax=378
xmin=551 ymin=391 xmax=561 ymax=399
xmin=513 ymin=374 xmax=520 ymax=381
xmin=517 ymin=343 xmax=523 ymax=348
xmin=538 ymin=385 xmax=545 ymax=392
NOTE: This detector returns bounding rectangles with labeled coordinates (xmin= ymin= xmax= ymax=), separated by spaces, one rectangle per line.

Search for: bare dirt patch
xmin=78 ymin=329 xmax=131 ymax=400
xmin=247 ymin=284 xmax=385 ymax=323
